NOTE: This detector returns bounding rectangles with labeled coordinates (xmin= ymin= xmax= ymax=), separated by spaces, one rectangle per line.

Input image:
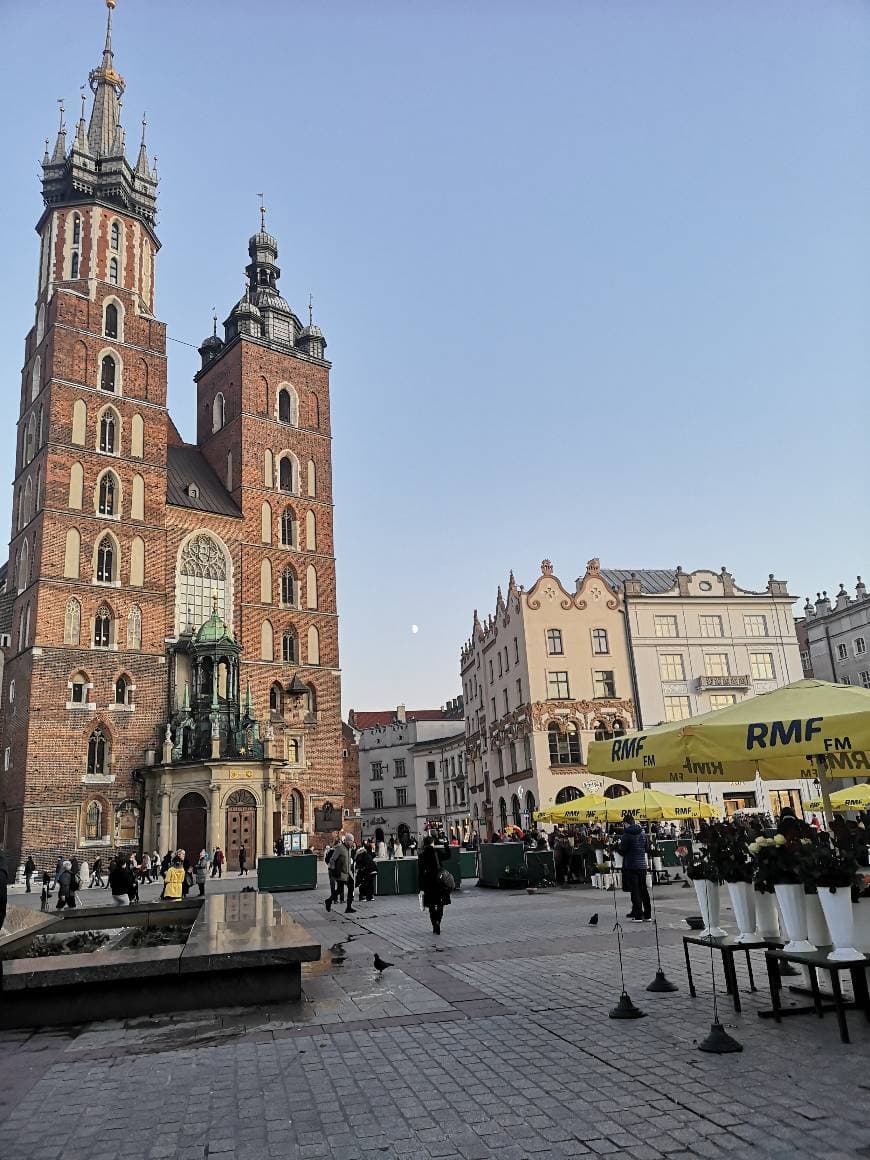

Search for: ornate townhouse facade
xmin=0 ymin=4 xmax=347 ymax=869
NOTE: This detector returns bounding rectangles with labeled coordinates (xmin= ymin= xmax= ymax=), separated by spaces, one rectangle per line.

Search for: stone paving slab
xmin=1 ymin=878 xmax=868 ymax=1160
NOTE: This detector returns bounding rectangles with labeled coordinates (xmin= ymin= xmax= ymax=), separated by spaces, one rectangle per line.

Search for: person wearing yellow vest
xmin=163 ymin=855 xmax=185 ymax=901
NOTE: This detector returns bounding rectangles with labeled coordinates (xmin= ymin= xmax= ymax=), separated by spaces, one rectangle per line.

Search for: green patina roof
xmin=195 ymin=608 xmax=234 ymax=645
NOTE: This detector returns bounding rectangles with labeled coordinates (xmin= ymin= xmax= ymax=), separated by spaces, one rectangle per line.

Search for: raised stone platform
xmin=0 ymin=894 xmax=320 ymax=1028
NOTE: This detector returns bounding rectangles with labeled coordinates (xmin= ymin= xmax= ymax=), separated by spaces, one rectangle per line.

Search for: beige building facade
xmin=461 ymin=559 xmax=636 ymax=834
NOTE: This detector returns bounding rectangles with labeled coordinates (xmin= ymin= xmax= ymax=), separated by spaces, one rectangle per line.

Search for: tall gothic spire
xmin=87 ymin=0 xmax=126 ymax=158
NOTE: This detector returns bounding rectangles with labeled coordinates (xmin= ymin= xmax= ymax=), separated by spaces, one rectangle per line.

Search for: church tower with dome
xmin=0 ymin=2 xmax=346 ymax=869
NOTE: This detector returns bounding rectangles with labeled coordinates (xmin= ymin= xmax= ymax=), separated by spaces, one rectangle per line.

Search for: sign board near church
xmin=314 ymin=801 xmax=341 ymax=833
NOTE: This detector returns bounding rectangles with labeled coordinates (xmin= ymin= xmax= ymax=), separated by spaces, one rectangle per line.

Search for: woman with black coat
xmin=418 ymin=835 xmax=451 ymax=934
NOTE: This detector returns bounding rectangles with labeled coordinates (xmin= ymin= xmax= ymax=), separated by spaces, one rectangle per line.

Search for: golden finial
xmin=212 ymin=308 xmax=218 ymax=336
xmin=107 ymin=0 xmax=117 ymax=10
xmin=57 ymin=99 xmax=65 ymax=130
xmin=257 ymin=192 xmax=267 ymax=232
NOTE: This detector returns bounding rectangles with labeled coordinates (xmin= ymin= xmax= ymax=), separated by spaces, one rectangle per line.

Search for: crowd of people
xmin=15 ymin=844 xmax=246 ymax=910
xmin=323 ymin=832 xmax=453 ymax=933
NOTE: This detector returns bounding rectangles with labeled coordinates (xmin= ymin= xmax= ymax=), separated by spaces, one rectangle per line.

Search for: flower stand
xmin=726 ymin=881 xmax=756 ymax=944
xmin=774 ymin=883 xmax=814 ymax=953
xmin=805 ymin=893 xmax=830 ymax=950
xmin=693 ymin=879 xmax=725 ymax=939
xmin=817 ymin=887 xmax=864 ymax=962
xmin=754 ymin=890 xmax=780 ymax=939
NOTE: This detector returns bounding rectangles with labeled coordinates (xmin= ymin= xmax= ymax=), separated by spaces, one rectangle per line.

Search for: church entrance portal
xmin=176 ymin=792 xmax=207 ymax=858
xmin=226 ymin=789 xmax=257 ymax=870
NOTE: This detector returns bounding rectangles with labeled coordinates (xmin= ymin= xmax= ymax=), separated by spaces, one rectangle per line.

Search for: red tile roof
xmin=349 ymin=708 xmax=461 ymax=730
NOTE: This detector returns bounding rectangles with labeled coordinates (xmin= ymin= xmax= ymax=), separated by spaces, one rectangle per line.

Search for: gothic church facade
xmin=0 ymin=3 xmax=346 ymax=869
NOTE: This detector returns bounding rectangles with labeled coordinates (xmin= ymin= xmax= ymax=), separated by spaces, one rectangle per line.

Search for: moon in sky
xmin=411 ymin=624 xmax=419 ymax=634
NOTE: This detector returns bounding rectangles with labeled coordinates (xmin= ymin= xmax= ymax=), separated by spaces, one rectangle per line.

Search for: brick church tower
xmin=0 ymin=2 xmax=346 ymax=870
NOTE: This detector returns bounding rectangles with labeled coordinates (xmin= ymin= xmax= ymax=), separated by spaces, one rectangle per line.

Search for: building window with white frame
xmin=663 ymin=695 xmax=692 ymax=722
xmin=593 ymin=670 xmax=616 ymax=698
xmin=703 ymin=653 xmax=730 ymax=677
xmin=394 ymin=759 xmax=406 ymax=778
xmin=709 ymin=694 xmax=736 ymax=711
xmin=749 ymin=652 xmax=775 ymax=681
xmin=654 ymin=614 xmax=678 ymax=637
xmin=546 ymin=628 xmax=563 ymax=656
xmin=699 ymin=615 xmax=723 ymax=638
xmin=837 ymin=643 xmax=848 ymax=661
xmin=744 ymin=614 xmax=768 ymax=637
xmin=591 ymin=628 xmax=609 ymax=655
xmin=659 ymin=653 xmax=685 ymax=681
xmin=859 ymin=670 xmax=870 ymax=688
xmin=371 ymin=761 xmax=384 ymax=781
xmin=396 ymin=787 xmax=407 ymax=807
xmin=372 ymin=790 xmax=384 ymax=810
xmin=855 ymin=637 xmax=866 ymax=656
xmin=546 ymin=671 xmax=570 ymax=699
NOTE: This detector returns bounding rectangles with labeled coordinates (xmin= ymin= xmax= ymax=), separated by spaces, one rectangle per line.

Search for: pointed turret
xmin=87 ymin=0 xmax=125 ymax=158
xmin=135 ymin=115 xmax=151 ymax=178
xmin=51 ymin=104 xmax=67 ymax=163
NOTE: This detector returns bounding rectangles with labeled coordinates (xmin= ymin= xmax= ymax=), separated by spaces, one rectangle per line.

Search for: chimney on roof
xmin=624 ymin=573 xmax=643 ymax=597
xmin=396 ymin=704 xmax=406 ymax=724
xmin=767 ymin=575 xmax=789 ymax=597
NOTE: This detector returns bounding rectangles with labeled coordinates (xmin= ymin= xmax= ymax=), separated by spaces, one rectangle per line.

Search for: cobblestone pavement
xmin=2 ymin=873 xmax=869 ymax=1160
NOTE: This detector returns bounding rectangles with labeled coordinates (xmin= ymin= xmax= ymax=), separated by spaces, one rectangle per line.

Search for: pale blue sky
xmin=1 ymin=1 xmax=867 ymax=713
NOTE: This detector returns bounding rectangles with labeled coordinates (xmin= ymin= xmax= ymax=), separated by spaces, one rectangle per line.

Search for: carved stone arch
xmin=103 ymin=294 xmax=125 ymax=342
xmin=224 ymin=787 xmax=259 ymax=809
xmin=276 ymin=382 xmax=299 ymax=426
xmin=96 ymin=346 xmax=123 ymax=395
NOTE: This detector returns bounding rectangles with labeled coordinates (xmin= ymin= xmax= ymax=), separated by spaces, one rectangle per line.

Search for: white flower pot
xmin=805 ymin=893 xmax=830 ymax=949
xmin=652 ymin=856 xmax=663 ymax=872
xmin=611 ymin=851 xmax=623 ymax=869
xmin=853 ymin=899 xmax=870 ymax=953
xmin=726 ymin=881 xmax=756 ymax=944
xmin=774 ymin=883 xmax=814 ymax=953
xmin=693 ymin=879 xmax=725 ymax=939
xmin=817 ymin=887 xmax=863 ymax=962
xmin=754 ymin=890 xmax=780 ymax=939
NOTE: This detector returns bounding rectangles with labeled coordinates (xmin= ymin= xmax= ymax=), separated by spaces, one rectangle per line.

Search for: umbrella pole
xmin=814 ymin=755 xmax=834 ymax=829
xmin=607 ymin=831 xmax=646 ymax=1020
xmin=644 ymin=817 xmax=678 ymax=993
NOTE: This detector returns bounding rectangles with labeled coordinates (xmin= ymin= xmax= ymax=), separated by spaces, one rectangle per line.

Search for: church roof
xmin=195 ymin=607 xmax=234 ymax=645
xmin=166 ymin=445 xmax=241 ymax=518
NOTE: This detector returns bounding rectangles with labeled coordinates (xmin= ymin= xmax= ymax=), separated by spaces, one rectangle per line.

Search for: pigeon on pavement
xmin=373 ymin=953 xmax=393 ymax=974
xmin=588 ymin=913 xmax=599 ymax=926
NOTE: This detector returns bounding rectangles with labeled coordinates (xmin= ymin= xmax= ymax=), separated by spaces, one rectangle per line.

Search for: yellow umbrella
xmin=535 ymin=794 xmax=610 ymax=824
xmin=607 ymin=787 xmax=719 ymax=821
xmin=804 ymin=782 xmax=870 ymax=812
xmin=586 ymin=679 xmax=870 ymax=822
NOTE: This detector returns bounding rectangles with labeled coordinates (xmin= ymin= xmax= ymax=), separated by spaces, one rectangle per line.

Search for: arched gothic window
xmin=115 ymin=675 xmax=129 ymax=704
xmin=64 ymin=598 xmax=81 ymax=646
xmin=282 ymin=631 xmax=297 ymax=664
xmin=109 ymin=257 xmax=119 ymax=285
xmin=100 ymin=355 xmax=116 ymax=393
xmin=98 ymin=472 xmax=117 ymax=516
xmin=287 ymin=737 xmax=300 ymax=764
xmin=104 ymin=303 xmax=118 ymax=339
xmin=555 ymin=786 xmax=583 ymax=805
xmin=110 ymin=222 xmax=120 ymax=251
xmin=17 ymin=540 xmax=29 ymax=593
xmin=288 ymin=789 xmax=304 ymax=827
xmin=99 ymin=409 xmax=117 ymax=453
xmin=72 ymin=215 xmax=81 ymax=246
xmin=93 ymin=603 xmax=113 ymax=647
xmin=70 ymin=251 xmax=79 ymax=279
xmin=176 ymin=533 xmax=230 ymax=634
xmin=278 ymin=387 xmax=296 ymax=425
xmin=281 ymin=507 xmax=295 ymax=547
xmin=25 ymin=414 xmax=36 ymax=464
xmin=269 ymin=683 xmax=282 ymax=714
xmin=85 ymin=800 xmax=102 ymax=840
xmin=127 ymin=604 xmax=142 ymax=650
xmin=278 ymin=456 xmax=294 ymax=492
xmin=548 ymin=722 xmax=581 ymax=765
xmin=87 ymin=730 xmax=108 ymax=777
xmin=212 ymin=392 xmax=225 ymax=433
xmin=511 ymin=793 xmax=522 ymax=828
xmin=96 ymin=536 xmax=115 ymax=584
xmin=31 ymin=356 xmax=41 ymax=402
xmin=280 ymin=568 xmax=296 ymax=607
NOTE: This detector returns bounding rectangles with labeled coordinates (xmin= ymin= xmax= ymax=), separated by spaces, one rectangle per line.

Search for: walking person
xmin=55 ymin=860 xmax=73 ymax=909
xmin=40 ymin=872 xmax=50 ymax=911
xmin=387 ymin=835 xmax=395 ymax=860
xmin=238 ymin=845 xmax=248 ymax=877
xmin=195 ymin=850 xmax=208 ymax=896
xmin=354 ymin=840 xmax=377 ymax=902
xmin=210 ymin=847 xmax=224 ymax=878
xmin=109 ymin=856 xmax=135 ymax=905
xmin=325 ymin=833 xmax=356 ymax=914
xmin=418 ymin=835 xmax=451 ymax=935
xmin=151 ymin=850 xmax=160 ymax=882
xmin=24 ymin=854 xmax=36 ymax=893
xmin=90 ymin=857 xmax=105 ymax=888
xmin=163 ymin=855 xmax=185 ymax=902
xmin=140 ymin=852 xmax=151 ymax=885
xmin=619 ymin=814 xmax=651 ymax=922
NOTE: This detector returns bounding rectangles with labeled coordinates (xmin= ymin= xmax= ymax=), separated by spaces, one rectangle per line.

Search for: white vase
xmin=726 ymin=881 xmax=756 ymax=944
xmin=817 ymin=887 xmax=863 ymax=962
xmin=652 ymin=856 xmax=663 ymax=872
xmin=853 ymin=899 xmax=870 ymax=953
xmin=754 ymin=890 xmax=780 ymax=939
xmin=611 ymin=851 xmax=623 ymax=869
xmin=805 ymin=893 xmax=830 ymax=949
xmin=774 ymin=883 xmax=814 ymax=953
xmin=693 ymin=879 xmax=725 ymax=939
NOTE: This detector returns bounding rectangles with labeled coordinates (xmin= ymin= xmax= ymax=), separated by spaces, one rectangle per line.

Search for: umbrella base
xmin=698 ymin=1021 xmax=743 ymax=1054
xmin=609 ymin=992 xmax=647 ymax=1019
xmin=647 ymin=969 xmax=679 ymax=993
